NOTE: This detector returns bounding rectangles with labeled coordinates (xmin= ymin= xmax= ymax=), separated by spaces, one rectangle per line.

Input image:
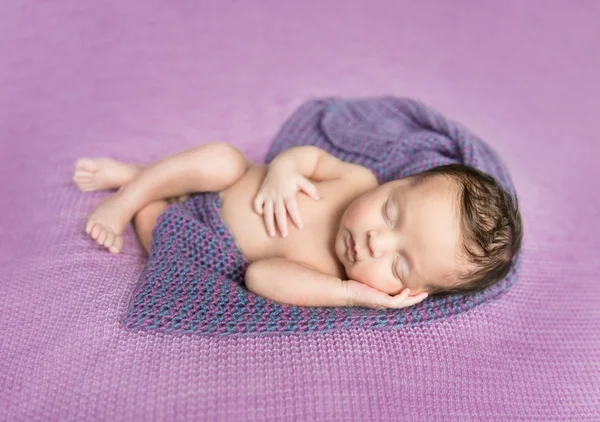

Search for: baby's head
xmin=334 ymin=164 xmax=523 ymax=304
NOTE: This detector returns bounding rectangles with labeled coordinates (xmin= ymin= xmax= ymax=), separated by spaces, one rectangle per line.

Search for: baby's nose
xmin=367 ymin=230 xmax=395 ymax=257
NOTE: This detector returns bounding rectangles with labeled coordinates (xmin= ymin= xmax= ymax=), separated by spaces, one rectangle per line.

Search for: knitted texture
xmin=122 ymin=96 xmax=521 ymax=337
xmin=3 ymin=1 xmax=600 ymax=420
xmin=122 ymin=192 xmax=251 ymax=334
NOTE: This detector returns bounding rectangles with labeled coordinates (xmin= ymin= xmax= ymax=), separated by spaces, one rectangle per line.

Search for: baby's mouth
xmin=347 ymin=233 xmax=356 ymax=262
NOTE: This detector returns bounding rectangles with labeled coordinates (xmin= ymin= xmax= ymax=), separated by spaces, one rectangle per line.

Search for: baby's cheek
xmin=351 ymin=263 xmax=391 ymax=292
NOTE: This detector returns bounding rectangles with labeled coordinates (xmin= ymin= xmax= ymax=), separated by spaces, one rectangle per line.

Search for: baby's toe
xmin=91 ymin=224 xmax=101 ymax=240
xmin=96 ymin=229 xmax=108 ymax=245
xmin=103 ymin=232 xmax=115 ymax=248
xmin=72 ymin=172 xmax=85 ymax=184
xmin=75 ymin=158 xmax=98 ymax=172
xmin=73 ymin=173 xmax=93 ymax=192
xmin=109 ymin=236 xmax=123 ymax=254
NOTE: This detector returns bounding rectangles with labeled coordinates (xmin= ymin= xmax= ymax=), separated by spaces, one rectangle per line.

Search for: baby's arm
xmin=245 ymin=258 xmax=415 ymax=309
xmin=270 ymin=146 xmax=349 ymax=182
xmin=245 ymin=258 xmax=350 ymax=307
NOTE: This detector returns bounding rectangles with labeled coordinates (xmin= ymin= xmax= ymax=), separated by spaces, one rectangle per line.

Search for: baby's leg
xmin=72 ymin=158 xmax=189 ymax=203
xmin=72 ymin=158 xmax=184 ymax=253
xmin=84 ymin=142 xmax=250 ymax=254
xmin=133 ymin=200 xmax=170 ymax=255
xmin=73 ymin=158 xmax=145 ymax=192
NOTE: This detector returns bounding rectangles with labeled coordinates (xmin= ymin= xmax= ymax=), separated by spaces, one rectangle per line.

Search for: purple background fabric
xmin=1 ymin=0 xmax=598 ymax=420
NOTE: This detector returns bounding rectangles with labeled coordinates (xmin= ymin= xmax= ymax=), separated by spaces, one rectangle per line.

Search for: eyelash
xmin=393 ymin=255 xmax=403 ymax=283
xmin=383 ymin=200 xmax=392 ymax=226
xmin=383 ymin=201 xmax=403 ymax=282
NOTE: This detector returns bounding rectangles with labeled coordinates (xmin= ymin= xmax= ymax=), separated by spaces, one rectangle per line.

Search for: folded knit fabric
xmin=122 ymin=96 xmax=521 ymax=337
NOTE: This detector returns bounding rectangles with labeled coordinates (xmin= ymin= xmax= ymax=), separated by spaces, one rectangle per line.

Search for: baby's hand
xmin=253 ymin=166 xmax=320 ymax=237
xmin=344 ymin=279 xmax=428 ymax=310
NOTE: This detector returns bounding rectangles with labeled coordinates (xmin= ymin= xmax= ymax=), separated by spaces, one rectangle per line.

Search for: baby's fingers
xmin=275 ymin=197 xmax=288 ymax=237
xmin=405 ymin=292 xmax=428 ymax=306
xmin=297 ymin=177 xmax=320 ymax=201
xmin=253 ymin=194 xmax=265 ymax=215
xmin=387 ymin=288 xmax=411 ymax=308
xmin=389 ymin=289 xmax=428 ymax=309
xmin=284 ymin=197 xmax=303 ymax=229
xmin=263 ymin=199 xmax=276 ymax=237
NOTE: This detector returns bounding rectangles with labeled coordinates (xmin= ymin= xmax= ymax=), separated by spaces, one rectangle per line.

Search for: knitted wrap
xmin=122 ymin=96 xmax=521 ymax=337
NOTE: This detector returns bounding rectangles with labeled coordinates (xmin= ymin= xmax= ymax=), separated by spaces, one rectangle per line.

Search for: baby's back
xmin=218 ymin=164 xmax=377 ymax=279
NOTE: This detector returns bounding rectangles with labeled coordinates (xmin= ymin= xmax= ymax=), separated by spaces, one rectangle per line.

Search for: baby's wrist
xmin=267 ymin=159 xmax=303 ymax=184
xmin=340 ymin=279 xmax=353 ymax=307
xmin=344 ymin=279 xmax=367 ymax=308
xmin=344 ymin=280 xmax=388 ymax=309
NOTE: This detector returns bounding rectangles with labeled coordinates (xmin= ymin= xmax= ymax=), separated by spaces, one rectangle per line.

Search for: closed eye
xmin=392 ymin=255 xmax=403 ymax=283
xmin=382 ymin=200 xmax=392 ymax=226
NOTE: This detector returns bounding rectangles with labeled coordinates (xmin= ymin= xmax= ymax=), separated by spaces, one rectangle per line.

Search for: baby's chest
xmin=274 ymin=183 xmax=352 ymax=279
xmin=219 ymin=164 xmax=373 ymax=279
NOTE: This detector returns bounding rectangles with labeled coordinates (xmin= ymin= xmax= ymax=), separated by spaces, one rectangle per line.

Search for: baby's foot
xmin=85 ymin=190 xmax=138 ymax=254
xmin=73 ymin=157 xmax=142 ymax=192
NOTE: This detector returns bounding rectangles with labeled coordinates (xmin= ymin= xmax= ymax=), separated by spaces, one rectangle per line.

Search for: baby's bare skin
xmin=73 ymin=146 xmax=433 ymax=309
xmin=73 ymin=158 xmax=144 ymax=192
xmin=219 ymin=164 xmax=378 ymax=279
xmin=73 ymin=153 xmax=377 ymax=279
xmin=72 ymin=158 xmax=189 ymax=252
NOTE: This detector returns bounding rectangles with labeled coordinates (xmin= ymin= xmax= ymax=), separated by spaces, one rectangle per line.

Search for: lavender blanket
xmin=123 ymin=96 xmax=520 ymax=337
xmin=2 ymin=1 xmax=598 ymax=420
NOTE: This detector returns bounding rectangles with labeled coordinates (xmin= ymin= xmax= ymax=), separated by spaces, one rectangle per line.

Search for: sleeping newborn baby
xmin=73 ymin=143 xmax=522 ymax=309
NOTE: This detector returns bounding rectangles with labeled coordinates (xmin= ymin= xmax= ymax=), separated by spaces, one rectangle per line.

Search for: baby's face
xmin=334 ymin=175 xmax=465 ymax=296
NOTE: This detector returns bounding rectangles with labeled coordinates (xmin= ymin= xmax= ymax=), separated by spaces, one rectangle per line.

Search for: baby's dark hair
xmin=411 ymin=164 xmax=523 ymax=299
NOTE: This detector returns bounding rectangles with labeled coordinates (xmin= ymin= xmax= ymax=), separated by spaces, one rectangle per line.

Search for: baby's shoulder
xmin=335 ymin=162 xmax=378 ymax=189
xmin=311 ymin=163 xmax=377 ymax=205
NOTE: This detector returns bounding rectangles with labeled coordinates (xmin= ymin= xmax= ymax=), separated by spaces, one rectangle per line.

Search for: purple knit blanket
xmin=122 ymin=96 xmax=521 ymax=337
